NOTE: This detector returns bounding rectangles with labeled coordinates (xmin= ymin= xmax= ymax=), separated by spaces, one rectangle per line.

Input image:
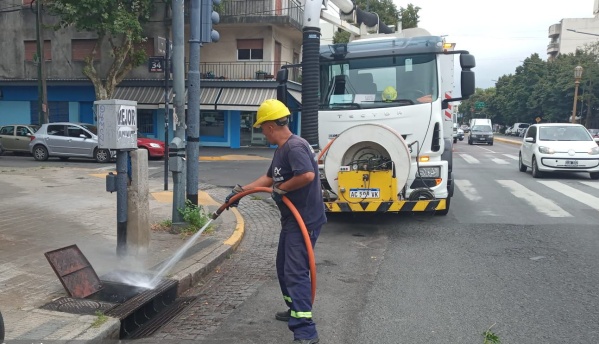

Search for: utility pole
xmin=35 ymin=0 xmax=49 ymax=124
xmin=171 ymin=0 xmax=186 ymax=222
xmin=163 ymin=38 xmax=170 ymax=191
xmin=186 ymin=0 xmax=201 ymax=206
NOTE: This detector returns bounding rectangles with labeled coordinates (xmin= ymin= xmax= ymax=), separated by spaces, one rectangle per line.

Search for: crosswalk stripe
xmin=497 ymin=180 xmax=572 ymax=217
xmin=454 ymin=180 xmax=482 ymax=201
xmin=503 ymin=154 xmax=519 ymax=161
xmin=459 ymin=154 xmax=480 ymax=164
xmin=538 ymin=181 xmax=599 ymax=212
xmin=580 ymin=181 xmax=599 ymax=190
xmin=491 ymin=158 xmax=510 ymax=165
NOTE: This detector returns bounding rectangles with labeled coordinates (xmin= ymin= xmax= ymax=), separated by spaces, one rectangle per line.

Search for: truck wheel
xmin=435 ymin=196 xmax=450 ymax=216
xmin=453 ymin=138 xmax=457 ymax=143
xmin=0 ymin=309 xmax=4 ymax=343
xmin=33 ymin=145 xmax=49 ymax=161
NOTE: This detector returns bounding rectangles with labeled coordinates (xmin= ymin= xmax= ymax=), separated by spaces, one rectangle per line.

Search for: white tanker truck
xmin=278 ymin=0 xmax=476 ymax=215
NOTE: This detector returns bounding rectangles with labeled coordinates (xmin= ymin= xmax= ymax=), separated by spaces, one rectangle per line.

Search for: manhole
xmin=41 ymin=297 xmax=116 ymax=315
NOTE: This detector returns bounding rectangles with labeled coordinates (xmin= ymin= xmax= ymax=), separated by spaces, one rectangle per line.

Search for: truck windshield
xmin=319 ymin=54 xmax=438 ymax=109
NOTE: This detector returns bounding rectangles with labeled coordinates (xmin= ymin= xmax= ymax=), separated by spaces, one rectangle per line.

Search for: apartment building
xmin=547 ymin=0 xmax=599 ymax=60
xmin=0 ymin=0 xmax=304 ymax=148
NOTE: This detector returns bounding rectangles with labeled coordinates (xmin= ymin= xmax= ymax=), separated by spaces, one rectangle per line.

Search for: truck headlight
xmin=538 ymin=146 xmax=555 ymax=154
xmin=418 ymin=166 xmax=441 ymax=178
xmin=589 ymin=146 xmax=599 ymax=155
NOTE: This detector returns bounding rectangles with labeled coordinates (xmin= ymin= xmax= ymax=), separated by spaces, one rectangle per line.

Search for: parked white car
xmin=519 ymin=123 xmax=599 ymax=179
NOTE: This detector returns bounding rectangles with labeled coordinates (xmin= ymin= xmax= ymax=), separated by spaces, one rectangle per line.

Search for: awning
xmin=113 ymin=87 xmax=166 ymax=104
xmin=217 ymin=88 xmax=277 ymax=111
xmin=200 ymin=87 xmax=221 ymax=105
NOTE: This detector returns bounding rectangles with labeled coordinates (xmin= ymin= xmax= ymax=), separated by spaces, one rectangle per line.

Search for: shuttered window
xmin=237 ymin=39 xmax=263 ymax=60
xmin=24 ymin=40 xmax=52 ymax=61
xmin=72 ymin=39 xmax=101 ymax=61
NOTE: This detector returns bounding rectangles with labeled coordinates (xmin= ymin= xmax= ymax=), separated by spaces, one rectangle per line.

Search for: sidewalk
xmin=0 ymin=158 xmax=246 ymax=341
xmin=494 ymin=134 xmax=523 ymax=146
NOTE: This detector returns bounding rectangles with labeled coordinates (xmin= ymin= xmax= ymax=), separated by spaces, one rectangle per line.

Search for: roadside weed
xmin=483 ymin=324 xmax=501 ymax=344
xmin=178 ymin=199 xmax=213 ymax=235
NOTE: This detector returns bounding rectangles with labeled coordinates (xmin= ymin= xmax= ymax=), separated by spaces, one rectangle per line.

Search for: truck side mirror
xmin=461 ymin=70 xmax=475 ymax=98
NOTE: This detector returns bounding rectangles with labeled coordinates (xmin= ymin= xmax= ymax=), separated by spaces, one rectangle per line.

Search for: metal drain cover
xmin=41 ymin=297 xmax=116 ymax=315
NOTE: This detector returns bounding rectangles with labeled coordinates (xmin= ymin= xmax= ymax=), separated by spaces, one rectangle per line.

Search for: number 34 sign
xmin=148 ymin=57 xmax=164 ymax=73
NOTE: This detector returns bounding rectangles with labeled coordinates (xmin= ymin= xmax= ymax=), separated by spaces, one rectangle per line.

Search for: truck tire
xmin=0 ymin=309 xmax=4 ymax=342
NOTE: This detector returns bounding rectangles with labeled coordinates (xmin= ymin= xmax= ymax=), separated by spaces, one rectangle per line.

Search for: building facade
xmin=0 ymin=0 xmax=304 ymax=148
xmin=547 ymin=1 xmax=599 ymax=60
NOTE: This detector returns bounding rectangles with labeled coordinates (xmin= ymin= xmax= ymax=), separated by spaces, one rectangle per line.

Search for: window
xmin=0 ymin=126 xmax=14 ymax=135
xmin=200 ymin=111 xmax=225 ymax=137
xmin=16 ymin=126 xmax=32 ymax=137
xmin=30 ymin=101 xmax=69 ymax=125
xmin=67 ymin=125 xmax=91 ymax=138
xmin=72 ymin=39 xmax=101 ymax=61
xmin=24 ymin=40 xmax=52 ymax=61
xmin=137 ymin=110 xmax=154 ymax=134
xmin=237 ymin=39 xmax=263 ymax=60
xmin=47 ymin=125 xmax=66 ymax=136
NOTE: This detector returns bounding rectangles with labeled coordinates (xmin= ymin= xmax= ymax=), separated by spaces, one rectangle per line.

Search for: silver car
xmin=29 ymin=122 xmax=114 ymax=162
xmin=0 ymin=124 xmax=39 ymax=155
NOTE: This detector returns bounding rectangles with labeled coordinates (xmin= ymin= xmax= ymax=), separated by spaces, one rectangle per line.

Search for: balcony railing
xmin=197 ymin=61 xmax=301 ymax=81
xmin=219 ymin=0 xmax=303 ymax=29
xmin=547 ymin=42 xmax=559 ymax=53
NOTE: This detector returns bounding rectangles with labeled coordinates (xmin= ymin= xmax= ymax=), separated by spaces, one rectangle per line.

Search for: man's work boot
xmin=275 ymin=309 xmax=291 ymax=322
xmin=293 ymin=337 xmax=319 ymax=344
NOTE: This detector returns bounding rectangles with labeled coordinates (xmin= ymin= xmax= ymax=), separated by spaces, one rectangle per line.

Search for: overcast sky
xmin=398 ymin=0 xmax=596 ymax=89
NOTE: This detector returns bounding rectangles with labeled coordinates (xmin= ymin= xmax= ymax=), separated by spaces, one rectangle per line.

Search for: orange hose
xmin=317 ymin=137 xmax=336 ymax=162
xmin=213 ymin=187 xmax=317 ymax=304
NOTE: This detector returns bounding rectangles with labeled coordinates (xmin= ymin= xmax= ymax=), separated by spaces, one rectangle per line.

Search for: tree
xmin=48 ymin=0 xmax=154 ymax=100
xmin=399 ymin=3 xmax=420 ymax=29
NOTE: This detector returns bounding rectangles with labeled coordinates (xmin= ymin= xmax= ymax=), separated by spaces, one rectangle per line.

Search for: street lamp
xmin=572 ymin=65 xmax=583 ymax=124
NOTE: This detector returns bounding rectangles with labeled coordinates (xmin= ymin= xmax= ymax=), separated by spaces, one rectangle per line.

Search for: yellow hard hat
xmin=253 ymin=99 xmax=291 ymax=128
xmin=382 ymin=86 xmax=397 ymax=102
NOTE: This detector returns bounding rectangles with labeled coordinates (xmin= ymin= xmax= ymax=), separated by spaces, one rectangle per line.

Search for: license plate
xmin=565 ymin=160 xmax=578 ymax=166
xmin=349 ymin=188 xmax=380 ymax=199
xmin=480 ymin=137 xmax=485 ymax=140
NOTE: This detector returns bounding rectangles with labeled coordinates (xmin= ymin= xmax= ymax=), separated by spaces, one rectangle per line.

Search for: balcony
xmin=197 ymin=61 xmax=301 ymax=82
xmin=218 ymin=0 xmax=303 ymax=31
xmin=547 ymin=42 xmax=559 ymax=54
xmin=548 ymin=23 xmax=561 ymax=38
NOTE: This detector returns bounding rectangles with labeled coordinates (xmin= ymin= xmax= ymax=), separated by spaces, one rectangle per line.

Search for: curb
xmin=494 ymin=137 xmax=522 ymax=146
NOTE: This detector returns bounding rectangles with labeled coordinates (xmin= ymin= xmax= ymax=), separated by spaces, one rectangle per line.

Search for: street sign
xmin=148 ymin=57 xmax=164 ymax=73
xmin=535 ymin=117 xmax=541 ymax=123
xmin=475 ymin=101 xmax=486 ymax=110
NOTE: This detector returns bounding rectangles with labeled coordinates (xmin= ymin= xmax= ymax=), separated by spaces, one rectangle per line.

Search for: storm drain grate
xmin=125 ymin=296 xmax=198 ymax=339
xmin=41 ymin=297 xmax=117 ymax=315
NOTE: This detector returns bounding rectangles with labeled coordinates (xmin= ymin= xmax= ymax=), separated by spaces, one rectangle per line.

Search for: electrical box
xmin=106 ymin=172 xmax=117 ymax=193
xmin=169 ymin=137 xmax=185 ymax=172
xmin=94 ymin=99 xmax=138 ymax=150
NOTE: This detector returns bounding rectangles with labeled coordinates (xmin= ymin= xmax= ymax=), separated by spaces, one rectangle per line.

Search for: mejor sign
xmin=95 ymin=99 xmax=138 ymax=150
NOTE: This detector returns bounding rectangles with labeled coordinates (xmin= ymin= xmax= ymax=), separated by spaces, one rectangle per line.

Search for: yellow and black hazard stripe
xmin=324 ymin=199 xmax=447 ymax=213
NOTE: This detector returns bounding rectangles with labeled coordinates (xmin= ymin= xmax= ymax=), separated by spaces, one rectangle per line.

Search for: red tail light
xmin=29 ymin=136 xmax=35 ymax=141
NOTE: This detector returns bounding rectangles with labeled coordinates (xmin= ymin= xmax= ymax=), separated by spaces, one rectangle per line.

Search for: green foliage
xmin=178 ymin=200 xmax=212 ymax=234
xmin=482 ymin=324 xmax=501 ymax=344
xmin=91 ymin=311 xmax=108 ymax=328
xmin=465 ymin=46 xmax=599 ymax=128
xmin=333 ymin=30 xmax=351 ymax=44
xmin=47 ymin=0 xmax=155 ymax=99
xmin=399 ymin=3 xmax=420 ymax=29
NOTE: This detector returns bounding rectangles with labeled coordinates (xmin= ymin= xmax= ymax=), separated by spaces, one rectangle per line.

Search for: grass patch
xmin=91 ymin=311 xmax=108 ymax=328
xmin=249 ymin=195 xmax=263 ymax=200
xmin=483 ymin=324 xmax=501 ymax=344
xmin=177 ymin=200 xmax=213 ymax=236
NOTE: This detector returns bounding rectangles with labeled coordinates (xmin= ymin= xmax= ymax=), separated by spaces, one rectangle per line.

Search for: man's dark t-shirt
xmin=267 ymin=135 xmax=327 ymax=228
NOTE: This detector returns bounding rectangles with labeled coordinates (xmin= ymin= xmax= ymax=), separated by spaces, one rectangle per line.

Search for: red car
xmin=137 ymin=134 xmax=165 ymax=159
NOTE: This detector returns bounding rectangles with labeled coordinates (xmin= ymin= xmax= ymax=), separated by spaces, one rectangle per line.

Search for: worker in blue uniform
xmin=226 ymin=99 xmax=326 ymax=344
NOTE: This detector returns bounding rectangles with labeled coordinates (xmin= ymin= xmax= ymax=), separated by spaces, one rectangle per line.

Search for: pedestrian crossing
xmin=456 ymin=153 xmax=520 ymax=164
xmin=454 ymin=178 xmax=599 ymax=218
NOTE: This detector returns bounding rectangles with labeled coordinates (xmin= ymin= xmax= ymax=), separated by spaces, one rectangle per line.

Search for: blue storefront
xmin=0 ymin=79 xmax=302 ymax=148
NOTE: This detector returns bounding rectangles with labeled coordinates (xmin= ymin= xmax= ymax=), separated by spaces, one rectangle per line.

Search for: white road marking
xmin=503 ymin=154 xmax=519 ymax=161
xmin=580 ymin=181 xmax=599 ymax=190
xmin=459 ymin=154 xmax=480 ymax=164
xmin=491 ymin=158 xmax=510 ymax=165
xmin=454 ymin=179 xmax=482 ymax=201
xmin=476 ymin=146 xmax=495 ymax=153
xmin=497 ymin=180 xmax=572 ymax=217
xmin=539 ymin=181 xmax=599 ymax=212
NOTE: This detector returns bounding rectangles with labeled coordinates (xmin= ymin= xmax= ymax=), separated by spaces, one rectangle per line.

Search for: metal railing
xmin=219 ymin=0 xmax=303 ymax=27
xmin=197 ymin=61 xmax=301 ymax=81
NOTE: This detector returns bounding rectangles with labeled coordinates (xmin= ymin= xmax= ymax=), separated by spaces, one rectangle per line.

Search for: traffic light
xmin=201 ymin=0 xmax=220 ymax=43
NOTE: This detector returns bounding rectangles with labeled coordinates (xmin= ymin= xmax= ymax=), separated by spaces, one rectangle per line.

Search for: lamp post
xmin=572 ymin=65 xmax=583 ymax=124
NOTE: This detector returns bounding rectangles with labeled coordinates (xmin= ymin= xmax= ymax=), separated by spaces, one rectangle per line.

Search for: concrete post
xmin=127 ymin=149 xmax=150 ymax=256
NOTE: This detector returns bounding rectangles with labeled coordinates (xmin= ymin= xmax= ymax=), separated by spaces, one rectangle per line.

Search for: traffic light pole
xmin=186 ymin=0 xmax=201 ymax=206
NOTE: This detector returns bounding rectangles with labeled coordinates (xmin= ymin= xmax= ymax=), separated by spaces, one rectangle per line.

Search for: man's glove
xmin=272 ymin=183 xmax=287 ymax=204
xmin=225 ymin=184 xmax=244 ymax=208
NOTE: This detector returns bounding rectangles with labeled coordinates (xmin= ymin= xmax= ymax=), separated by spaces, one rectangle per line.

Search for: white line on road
xmin=459 ymin=154 xmax=480 ymax=164
xmin=539 ymin=181 xmax=599 ymax=212
xmin=497 ymin=180 xmax=572 ymax=217
xmin=454 ymin=179 xmax=482 ymax=201
xmin=476 ymin=146 xmax=495 ymax=153
xmin=503 ymin=154 xmax=519 ymax=161
xmin=580 ymin=181 xmax=599 ymax=190
xmin=491 ymin=158 xmax=510 ymax=165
